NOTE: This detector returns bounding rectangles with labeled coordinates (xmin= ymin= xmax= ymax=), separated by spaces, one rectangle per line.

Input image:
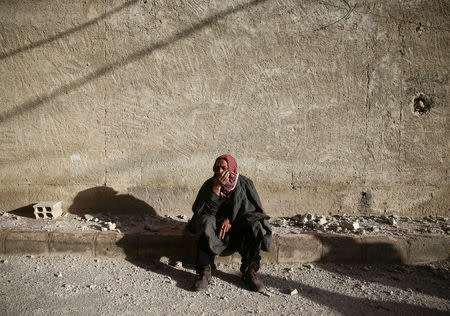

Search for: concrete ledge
xmin=278 ymin=234 xmax=321 ymax=263
xmin=0 ymin=229 xmax=448 ymax=265
xmin=361 ymin=235 xmax=409 ymax=263
xmin=407 ymin=235 xmax=449 ymax=264
xmin=4 ymin=231 xmax=49 ymax=255
xmin=49 ymin=232 xmax=96 ymax=256
xmin=95 ymin=232 xmax=128 ymax=258
xmin=319 ymin=234 xmax=363 ymax=262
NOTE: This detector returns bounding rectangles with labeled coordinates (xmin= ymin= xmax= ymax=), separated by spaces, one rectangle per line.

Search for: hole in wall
xmin=412 ymin=93 xmax=433 ymax=115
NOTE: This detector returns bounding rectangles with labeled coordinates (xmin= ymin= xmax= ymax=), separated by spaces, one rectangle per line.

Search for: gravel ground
xmin=1 ymin=255 xmax=449 ymax=315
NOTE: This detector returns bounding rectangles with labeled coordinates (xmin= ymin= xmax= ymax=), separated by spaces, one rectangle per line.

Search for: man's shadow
xmin=68 ymin=186 xmax=199 ymax=290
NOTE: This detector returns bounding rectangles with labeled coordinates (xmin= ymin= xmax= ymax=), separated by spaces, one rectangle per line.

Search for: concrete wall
xmin=0 ymin=0 xmax=448 ymax=217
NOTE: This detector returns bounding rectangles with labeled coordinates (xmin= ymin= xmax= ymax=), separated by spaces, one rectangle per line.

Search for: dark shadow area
xmin=259 ymin=272 xmax=449 ymax=316
xmin=127 ymin=258 xmax=198 ymax=292
xmin=0 ymin=0 xmax=139 ymax=61
xmin=67 ymin=185 xmax=199 ymax=290
xmin=0 ymin=0 xmax=269 ymax=124
xmin=68 ymin=186 xmax=156 ymax=215
xmin=318 ymin=262 xmax=450 ymax=301
xmin=9 ymin=204 xmax=35 ymax=218
xmin=317 ymin=234 xmax=450 ymax=300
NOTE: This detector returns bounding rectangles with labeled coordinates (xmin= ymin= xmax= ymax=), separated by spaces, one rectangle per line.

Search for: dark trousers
xmin=195 ymin=223 xmax=261 ymax=274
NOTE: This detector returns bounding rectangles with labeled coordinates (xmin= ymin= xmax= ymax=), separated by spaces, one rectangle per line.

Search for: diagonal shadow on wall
xmin=0 ymin=0 xmax=140 ymax=61
xmin=0 ymin=0 xmax=269 ymax=124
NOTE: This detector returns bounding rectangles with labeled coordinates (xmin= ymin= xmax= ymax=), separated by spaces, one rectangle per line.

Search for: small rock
xmin=0 ymin=259 xmax=7 ymax=264
xmin=84 ymin=214 xmax=94 ymax=221
xmin=317 ymin=217 xmax=327 ymax=226
xmin=101 ymin=227 xmax=107 ymax=232
xmin=304 ymin=263 xmax=314 ymax=269
xmin=94 ymin=218 xmax=99 ymax=222
xmin=106 ymin=222 xmax=116 ymax=230
xmin=290 ymin=289 xmax=298 ymax=295
xmin=160 ymin=256 xmax=170 ymax=264
xmin=62 ymin=284 xmax=71 ymax=288
xmin=88 ymin=284 xmax=96 ymax=289
xmin=174 ymin=261 xmax=183 ymax=268
xmin=54 ymin=272 xmax=62 ymax=277
xmin=341 ymin=221 xmax=359 ymax=231
xmin=177 ymin=215 xmax=187 ymax=220
xmin=94 ymin=258 xmax=100 ymax=263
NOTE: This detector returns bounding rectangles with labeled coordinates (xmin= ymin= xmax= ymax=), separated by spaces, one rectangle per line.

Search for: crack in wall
xmin=103 ymin=0 xmax=108 ymax=187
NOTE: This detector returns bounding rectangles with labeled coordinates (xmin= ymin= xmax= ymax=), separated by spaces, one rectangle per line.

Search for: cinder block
xmin=320 ymin=234 xmax=362 ymax=262
xmin=4 ymin=231 xmax=49 ymax=255
xmin=278 ymin=234 xmax=322 ymax=263
xmin=361 ymin=235 xmax=409 ymax=263
xmin=407 ymin=235 xmax=448 ymax=264
xmin=33 ymin=201 xmax=63 ymax=219
xmin=49 ymin=232 xmax=95 ymax=255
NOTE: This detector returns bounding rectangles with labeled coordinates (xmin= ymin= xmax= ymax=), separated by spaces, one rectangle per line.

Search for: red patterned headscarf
xmin=214 ymin=154 xmax=239 ymax=199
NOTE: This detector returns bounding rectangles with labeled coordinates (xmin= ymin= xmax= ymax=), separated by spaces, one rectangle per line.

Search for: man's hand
xmin=212 ymin=171 xmax=229 ymax=195
xmin=219 ymin=218 xmax=231 ymax=239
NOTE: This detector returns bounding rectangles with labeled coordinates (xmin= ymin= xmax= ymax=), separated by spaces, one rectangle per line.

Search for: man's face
xmin=213 ymin=159 xmax=228 ymax=176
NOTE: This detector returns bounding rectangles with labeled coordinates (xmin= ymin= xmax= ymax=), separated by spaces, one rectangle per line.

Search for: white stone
xmin=84 ymin=214 xmax=94 ymax=221
xmin=290 ymin=289 xmax=298 ymax=295
xmin=107 ymin=222 xmax=116 ymax=230
xmin=318 ymin=217 xmax=327 ymax=225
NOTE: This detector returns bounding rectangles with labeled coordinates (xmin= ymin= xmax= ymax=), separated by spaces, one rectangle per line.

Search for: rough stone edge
xmin=0 ymin=229 xmax=448 ymax=264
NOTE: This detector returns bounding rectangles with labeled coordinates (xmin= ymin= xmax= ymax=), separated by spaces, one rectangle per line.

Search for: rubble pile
xmin=0 ymin=210 xmax=449 ymax=237
xmin=269 ymin=214 xmax=450 ymax=236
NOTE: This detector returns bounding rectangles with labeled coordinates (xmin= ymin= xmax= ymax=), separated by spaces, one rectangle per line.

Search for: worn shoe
xmin=193 ymin=265 xmax=212 ymax=291
xmin=242 ymin=263 xmax=264 ymax=292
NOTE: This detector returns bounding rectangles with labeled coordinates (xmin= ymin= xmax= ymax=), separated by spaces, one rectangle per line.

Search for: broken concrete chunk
xmin=389 ymin=218 xmax=398 ymax=226
xmin=84 ymin=214 xmax=94 ymax=221
xmin=317 ymin=217 xmax=327 ymax=226
xmin=341 ymin=221 xmax=359 ymax=231
xmin=106 ymin=222 xmax=116 ymax=230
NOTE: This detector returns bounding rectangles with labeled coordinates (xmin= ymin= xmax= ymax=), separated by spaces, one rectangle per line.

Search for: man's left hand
xmin=219 ymin=218 xmax=231 ymax=239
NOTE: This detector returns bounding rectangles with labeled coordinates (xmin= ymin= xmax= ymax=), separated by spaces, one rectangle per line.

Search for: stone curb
xmin=0 ymin=229 xmax=448 ymax=265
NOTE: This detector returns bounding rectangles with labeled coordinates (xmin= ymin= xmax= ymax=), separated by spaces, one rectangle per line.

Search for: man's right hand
xmin=213 ymin=171 xmax=229 ymax=195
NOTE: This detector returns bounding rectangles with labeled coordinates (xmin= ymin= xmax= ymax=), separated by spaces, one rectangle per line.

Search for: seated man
xmin=188 ymin=154 xmax=272 ymax=292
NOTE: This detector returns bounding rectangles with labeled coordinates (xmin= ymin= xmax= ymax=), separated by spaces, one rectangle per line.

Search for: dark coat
xmin=188 ymin=175 xmax=272 ymax=255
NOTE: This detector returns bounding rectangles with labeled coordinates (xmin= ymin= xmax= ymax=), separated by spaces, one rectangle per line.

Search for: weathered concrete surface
xmin=0 ymin=227 xmax=448 ymax=265
xmin=0 ymin=0 xmax=448 ymax=217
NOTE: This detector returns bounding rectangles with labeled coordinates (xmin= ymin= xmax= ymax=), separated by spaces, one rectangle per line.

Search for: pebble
xmin=0 ymin=259 xmax=7 ymax=264
xmin=84 ymin=214 xmax=94 ymax=221
xmin=174 ymin=261 xmax=183 ymax=268
xmin=54 ymin=272 xmax=62 ymax=277
xmin=106 ymin=222 xmax=116 ymax=230
xmin=290 ymin=289 xmax=298 ymax=295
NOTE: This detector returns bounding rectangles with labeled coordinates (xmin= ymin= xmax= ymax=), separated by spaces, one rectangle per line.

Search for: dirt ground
xmin=1 ymin=254 xmax=448 ymax=315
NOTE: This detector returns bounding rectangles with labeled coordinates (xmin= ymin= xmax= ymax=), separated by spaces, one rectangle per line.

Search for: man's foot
xmin=242 ymin=263 xmax=264 ymax=292
xmin=193 ymin=265 xmax=211 ymax=291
